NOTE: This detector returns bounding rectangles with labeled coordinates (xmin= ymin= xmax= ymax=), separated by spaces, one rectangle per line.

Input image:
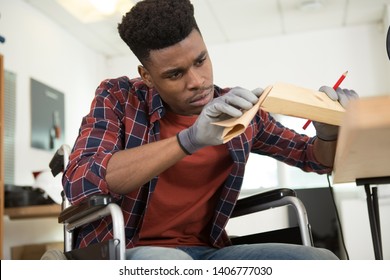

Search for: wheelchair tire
xmin=40 ymin=249 xmax=68 ymax=260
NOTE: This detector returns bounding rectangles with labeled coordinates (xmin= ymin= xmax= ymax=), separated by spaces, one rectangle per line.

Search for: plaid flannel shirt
xmin=63 ymin=76 xmax=332 ymax=249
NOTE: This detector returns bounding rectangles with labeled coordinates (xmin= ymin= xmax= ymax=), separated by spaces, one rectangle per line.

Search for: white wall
xmin=1 ymin=0 xmax=107 ymax=184
xmin=1 ymin=0 xmax=107 ymax=259
xmin=108 ymin=24 xmax=390 ymax=96
xmin=1 ymin=0 xmax=390 ymax=259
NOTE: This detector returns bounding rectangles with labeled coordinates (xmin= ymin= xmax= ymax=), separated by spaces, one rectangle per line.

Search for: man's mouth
xmin=189 ymin=88 xmax=213 ymax=106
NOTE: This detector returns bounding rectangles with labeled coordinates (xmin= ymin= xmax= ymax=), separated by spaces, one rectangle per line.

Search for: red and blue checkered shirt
xmin=63 ymin=76 xmax=332 ymax=249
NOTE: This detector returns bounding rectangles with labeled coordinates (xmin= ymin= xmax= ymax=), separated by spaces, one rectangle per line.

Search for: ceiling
xmin=24 ymin=0 xmax=390 ymax=58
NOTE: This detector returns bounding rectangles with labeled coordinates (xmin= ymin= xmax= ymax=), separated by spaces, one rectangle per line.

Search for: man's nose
xmin=187 ymin=68 xmax=204 ymax=88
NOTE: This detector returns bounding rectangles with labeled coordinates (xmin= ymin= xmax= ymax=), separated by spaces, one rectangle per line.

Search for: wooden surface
xmin=259 ymin=82 xmax=345 ymax=125
xmin=0 ymin=54 xmax=4 ymax=259
xmin=4 ymin=204 xmax=61 ymax=220
xmin=333 ymin=95 xmax=390 ymax=183
xmin=214 ymin=82 xmax=345 ymax=142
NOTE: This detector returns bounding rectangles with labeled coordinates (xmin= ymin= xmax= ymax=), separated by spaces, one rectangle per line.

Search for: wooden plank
xmin=259 ymin=82 xmax=345 ymax=125
xmin=213 ymin=83 xmax=345 ymax=143
xmin=333 ymin=95 xmax=390 ymax=183
xmin=4 ymin=204 xmax=61 ymax=220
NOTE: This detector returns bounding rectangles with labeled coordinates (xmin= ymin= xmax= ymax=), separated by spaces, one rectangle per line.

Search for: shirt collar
xmin=132 ymin=78 xmax=165 ymax=122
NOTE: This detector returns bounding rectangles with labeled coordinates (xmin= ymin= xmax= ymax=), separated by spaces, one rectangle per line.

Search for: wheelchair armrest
xmin=231 ymin=188 xmax=313 ymax=246
xmin=58 ymin=195 xmax=113 ymax=224
xmin=231 ymin=188 xmax=296 ymax=218
xmin=59 ymin=194 xmax=126 ymax=259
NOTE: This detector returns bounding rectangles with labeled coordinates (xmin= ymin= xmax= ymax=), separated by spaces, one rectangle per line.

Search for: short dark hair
xmin=118 ymin=0 xmax=200 ymax=64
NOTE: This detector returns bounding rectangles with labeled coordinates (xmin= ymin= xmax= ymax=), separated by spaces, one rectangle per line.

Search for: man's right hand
xmin=177 ymin=87 xmax=263 ymax=154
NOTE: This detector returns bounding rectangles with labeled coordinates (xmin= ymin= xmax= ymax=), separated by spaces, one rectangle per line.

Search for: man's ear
xmin=138 ymin=65 xmax=153 ymax=88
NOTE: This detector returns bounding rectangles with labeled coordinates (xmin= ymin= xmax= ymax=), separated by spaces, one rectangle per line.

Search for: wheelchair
xmin=41 ymin=145 xmax=313 ymax=260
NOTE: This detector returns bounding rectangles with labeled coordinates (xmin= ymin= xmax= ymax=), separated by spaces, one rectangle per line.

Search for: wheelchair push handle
xmin=49 ymin=144 xmax=71 ymax=177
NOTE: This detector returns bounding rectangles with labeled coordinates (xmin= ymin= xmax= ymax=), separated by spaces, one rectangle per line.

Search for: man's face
xmin=139 ymin=29 xmax=214 ymax=116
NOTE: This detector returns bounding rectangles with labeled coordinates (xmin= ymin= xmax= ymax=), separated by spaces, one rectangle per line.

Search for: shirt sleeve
xmin=62 ymin=79 xmax=127 ymax=205
xmin=252 ymin=110 xmax=332 ymax=174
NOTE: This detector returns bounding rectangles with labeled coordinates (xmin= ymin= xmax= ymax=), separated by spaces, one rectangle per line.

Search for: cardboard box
xmin=11 ymin=241 xmax=63 ymax=260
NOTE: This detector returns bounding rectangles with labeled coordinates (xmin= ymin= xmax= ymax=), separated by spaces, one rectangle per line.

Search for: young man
xmin=63 ymin=0 xmax=357 ymax=259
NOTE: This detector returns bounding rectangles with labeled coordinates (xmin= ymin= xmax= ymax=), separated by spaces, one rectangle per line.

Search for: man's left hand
xmin=313 ymin=86 xmax=359 ymax=141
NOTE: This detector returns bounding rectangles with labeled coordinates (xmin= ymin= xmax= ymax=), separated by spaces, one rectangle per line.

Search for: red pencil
xmin=332 ymin=71 xmax=348 ymax=90
xmin=302 ymin=71 xmax=348 ymax=130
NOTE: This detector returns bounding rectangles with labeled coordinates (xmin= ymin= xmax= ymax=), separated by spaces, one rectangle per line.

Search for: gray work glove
xmin=177 ymin=87 xmax=263 ymax=154
xmin=313 ymin=86 xmax=359 ymax=141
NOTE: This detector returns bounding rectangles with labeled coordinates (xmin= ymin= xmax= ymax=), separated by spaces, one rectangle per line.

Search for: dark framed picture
xmin=30 ymin=78 xmax=65 ymax=151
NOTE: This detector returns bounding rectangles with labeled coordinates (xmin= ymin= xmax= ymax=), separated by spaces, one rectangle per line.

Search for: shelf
xmin=4 ymin=204 xmax=61 ymax=220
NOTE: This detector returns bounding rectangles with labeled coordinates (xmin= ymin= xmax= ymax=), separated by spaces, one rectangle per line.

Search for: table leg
xmin=364 ymin=185 xmax=383 ymax=260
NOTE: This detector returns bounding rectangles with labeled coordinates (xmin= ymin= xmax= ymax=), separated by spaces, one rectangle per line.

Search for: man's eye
xmin=196 ymin=57 xmax=206 ymax=66
xmin=169 ymin=72 xmax=182 ymax=79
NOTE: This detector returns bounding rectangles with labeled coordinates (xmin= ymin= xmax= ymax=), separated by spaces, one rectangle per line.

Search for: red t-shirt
xmin=137 ymin=110 xmax=233 ymax=247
